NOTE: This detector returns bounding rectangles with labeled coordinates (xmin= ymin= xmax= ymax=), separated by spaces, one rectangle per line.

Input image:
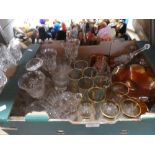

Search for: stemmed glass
xmin=18 ymin=58 xmax=46 ymax=99
xmin=40 ymin=48 xmax=57 ymax=76
xmin=64 ymin=39 xmax=80 ymax=65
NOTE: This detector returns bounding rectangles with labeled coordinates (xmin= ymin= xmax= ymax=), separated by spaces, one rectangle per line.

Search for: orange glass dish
xmin=112 ymin=64 xmax=155 ymax=91
xmin=129 ymin=64 xmax=155 ymax=90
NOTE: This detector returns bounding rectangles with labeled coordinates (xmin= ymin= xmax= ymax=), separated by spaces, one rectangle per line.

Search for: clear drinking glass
xmin=53 ymin=72 xmax=68 ymax=91
xmin=88 ymin=87 xmax=106 ymax=119
xmin=46 ymin=91 xmax=82 ymax=120
xmin=68 ymin=69 xmax=82 ymax=93
xmin=18 ymin=71 xmax=46 ymax=99
xmin=7 ymin=38 xmax=22 ymax=62
xmin=64 ymin=39 xmax=80 ymax=65
xmin=94 ymin=76 xmax=110 ymax=88
xmin=78 ymin=77 xmax=94 ymax=101
xmin=52 ymin=63 xmax=71 ymax=91
xmin=0 ymin=44 xmax=16 ymax=72
xmin=74 ymin=60 xmax=88 ymax=71
xmin=78 ymin=102 xmax=95 ymax=120
xmin=40 ymin=48 xmax=57 ymax=75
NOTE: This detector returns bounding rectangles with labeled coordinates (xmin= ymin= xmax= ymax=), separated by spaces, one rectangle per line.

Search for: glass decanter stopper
xmin=113 ymin=44 xmax=151 ymax=65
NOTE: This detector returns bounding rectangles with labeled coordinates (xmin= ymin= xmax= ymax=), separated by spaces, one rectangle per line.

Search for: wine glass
xmin=64 ymin=39 xmax=80 ymax=65
xmin=40 ymin=48 xmax=57 ymax=75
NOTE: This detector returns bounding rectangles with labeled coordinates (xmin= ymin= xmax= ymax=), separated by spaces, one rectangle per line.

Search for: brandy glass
xmin=18 ymin=71 xmax=46 ymax=99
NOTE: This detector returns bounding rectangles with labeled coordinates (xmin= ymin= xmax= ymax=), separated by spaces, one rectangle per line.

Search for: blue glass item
xmin=40 ymin=19 xmax=46 ymax=25
xmin=53 ymin=22 xmax=61 ymax=31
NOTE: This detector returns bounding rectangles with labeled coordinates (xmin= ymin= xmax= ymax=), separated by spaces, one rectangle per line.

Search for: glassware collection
xmin=7 ymin=42 xmax=155 ymax=122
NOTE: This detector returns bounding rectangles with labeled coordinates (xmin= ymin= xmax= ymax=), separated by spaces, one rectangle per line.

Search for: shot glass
xmin=74 ymin=60 xmax=88 ymax=71
xmin=53 ymin=72 xmax=68 ymax=91
xmin=94 ymin=75 xmax=110 ymax=88
xmin=78 ymin=102 xmax=95 ymax=120
xmin=83 ymin=67 xmax=97 ymax=79
xmin=68 ymin=69 xmax=82 ymax=93
xmin=88 ymin=87 xmax=106 ymax=119
xmin=78 ymin=77 xmax=94 ymax=101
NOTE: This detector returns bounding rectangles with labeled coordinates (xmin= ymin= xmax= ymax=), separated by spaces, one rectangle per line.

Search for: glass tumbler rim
xmin=68 ymin=68 xmax=82 ymax=80
xmin=100 ymin=99 xmax=120 ymax=119
xmin=88 ymin=86 xmax=106 ymax=103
